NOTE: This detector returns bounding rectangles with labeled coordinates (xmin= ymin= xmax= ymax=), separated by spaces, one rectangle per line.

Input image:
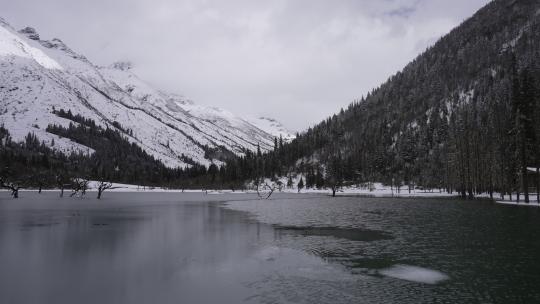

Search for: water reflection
xmin=2 ymin=192 xmax=540 ymax=303
xmin=0 ymin=193 xmax=281 ymax=304
xmin=274 ymin=225 xmax=393 ymax=242
xmin=227 ymin=195 xmax=540 ymax=303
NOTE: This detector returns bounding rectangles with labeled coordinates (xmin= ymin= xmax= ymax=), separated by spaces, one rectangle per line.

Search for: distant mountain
xmin=247 ymin=117 xmax=296 ymax=142
xmin=258 ymin=0 xmax=540 ymax=198
xmin=0 ymin=19 xmax=291 ymax=168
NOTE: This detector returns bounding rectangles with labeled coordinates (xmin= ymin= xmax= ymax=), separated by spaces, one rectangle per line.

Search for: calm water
xmin=1 ymin=192 xmax=540 ymax=303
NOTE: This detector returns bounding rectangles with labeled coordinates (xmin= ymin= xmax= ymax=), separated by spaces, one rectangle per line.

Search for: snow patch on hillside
xmin=248 ymin=117 xmax=296 ymax=141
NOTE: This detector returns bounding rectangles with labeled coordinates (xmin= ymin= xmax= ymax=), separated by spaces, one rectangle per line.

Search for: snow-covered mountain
xmin=247 ymin=117 xmax=296 ymax=142
xmin=0 ymin=18 xmax=293 ymax=168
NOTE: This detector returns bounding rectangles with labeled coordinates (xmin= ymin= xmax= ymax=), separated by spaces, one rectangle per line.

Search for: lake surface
xmin=1 ymin=192 xmax=540 ymax=303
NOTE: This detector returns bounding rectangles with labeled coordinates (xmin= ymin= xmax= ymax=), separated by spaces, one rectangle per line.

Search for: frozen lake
xmin=1 ymin=192 xmax=540 ymax=303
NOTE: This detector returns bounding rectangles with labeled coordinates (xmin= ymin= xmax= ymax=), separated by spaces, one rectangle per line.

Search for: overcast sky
xmin=2 ymin=0 xmax=490 ymax=130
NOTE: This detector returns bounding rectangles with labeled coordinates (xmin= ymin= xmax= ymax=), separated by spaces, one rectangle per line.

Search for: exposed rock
xmin=111 ymin=61 xmax=133 ymax=71
xmin=18 ymin=27 xmax=40 ymax=40
xmin=39 ymin=38 xmax=88 ymax=61
xmin=0 ymin=18 xmax=12 ymax=29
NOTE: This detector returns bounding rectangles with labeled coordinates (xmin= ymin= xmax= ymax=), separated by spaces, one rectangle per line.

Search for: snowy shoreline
xmin=2 ymin=181 xmax=539 ymax=207
xmin=0 ymin=181 xmax=459 ymax=197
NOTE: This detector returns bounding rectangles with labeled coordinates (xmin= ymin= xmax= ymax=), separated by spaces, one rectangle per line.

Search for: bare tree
xmin=70 ymin=178 xmax=89 ymax=197
xmin=0 ymin=176 xmax=21 ymax=198
xmin=256 ymin=180 xmax=277 ymax=199
xmin=56 ymin=174 xmax=68 ymax=197
xmin=97 ymin=180 xmax=114 ymax=199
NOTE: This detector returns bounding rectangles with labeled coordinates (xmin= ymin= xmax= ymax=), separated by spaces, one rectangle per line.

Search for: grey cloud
xmin=385 ymin=5 xmax=418 ymax=19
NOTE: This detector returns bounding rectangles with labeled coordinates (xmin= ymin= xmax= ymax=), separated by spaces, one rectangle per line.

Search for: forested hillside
xmin=0 ymin=115 xmax=213 ymax=190
xmin=240 ymin=0 xmax=540 ymax=200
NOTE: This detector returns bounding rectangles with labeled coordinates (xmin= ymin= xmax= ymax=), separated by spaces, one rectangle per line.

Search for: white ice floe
xmin=379 ymin=264 xmax=449 ymax=284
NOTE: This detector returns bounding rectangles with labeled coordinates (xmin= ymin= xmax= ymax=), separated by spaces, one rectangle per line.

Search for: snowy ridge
xmin=0 ymin=25 xmax=62 ymax=70
xmin=0 ymin=19 xmax=291 ymax=168
xmin=248 ymin=117 xmax=296 ymax=142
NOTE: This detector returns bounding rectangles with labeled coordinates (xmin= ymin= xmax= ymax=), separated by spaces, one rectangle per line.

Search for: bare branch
xmin=256 ymin=181 xmax=277 ymax=200
xmin=1 ymin=177 xmax=21 ymax=198
xmin=70 ymin=178 xmax=89 ymax=198
xmin=97 ymin=180 xmax=114 ymax=199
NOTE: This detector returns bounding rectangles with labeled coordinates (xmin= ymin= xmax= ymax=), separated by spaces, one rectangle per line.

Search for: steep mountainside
xmin=0 ymin=19 xmax=290 ymax=168
xmin=257 ymin=0 xmax=540 ymax=198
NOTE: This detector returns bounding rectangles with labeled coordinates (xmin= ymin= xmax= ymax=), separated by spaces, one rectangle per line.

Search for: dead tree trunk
xmin=256 ymin=181 xmax=276 ymax=200
xmin=97 ymin=181 xmax=113 ymax=199
xmin=56 ymin=175 xmax=65 ymax=197
xmin=521 ymin=141 xmax=530 ymax=203
xmin=12 ymin=187 xmax=19 ymax=198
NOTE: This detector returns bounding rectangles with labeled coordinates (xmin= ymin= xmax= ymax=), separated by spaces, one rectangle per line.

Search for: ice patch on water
xmin=379 ymin=264 xmax=449 ymax=284
xmin=251 ymin=246 xmax=354 ymax=281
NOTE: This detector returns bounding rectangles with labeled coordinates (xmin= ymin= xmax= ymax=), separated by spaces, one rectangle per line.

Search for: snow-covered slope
xmin=0 ymin=19 xmax=288 ymax=168
xmin=248 ymin=117 xmax=296 ymax=142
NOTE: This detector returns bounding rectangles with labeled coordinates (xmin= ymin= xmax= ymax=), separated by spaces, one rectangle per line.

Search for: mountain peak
xmin=18 ymin=27 xmax=40 ymax=40
xmin=6 ymin=21 xmax=88 ymax=61
xmin=0 ymin=22 xmax=63 ymax=70
xmin=40 ymin=38 xmax=88 ymax=61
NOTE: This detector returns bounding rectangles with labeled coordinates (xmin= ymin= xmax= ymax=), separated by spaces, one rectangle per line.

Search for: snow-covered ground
xmin=249 ymin=175 xmax=459 ymax=198
xmin=275 ymin=185 xmax=456 ymax=198
xmin=8 ymin=180 xmax=458 ymax=199
xmin=12 ymin=184 xmax=537 ymax=206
